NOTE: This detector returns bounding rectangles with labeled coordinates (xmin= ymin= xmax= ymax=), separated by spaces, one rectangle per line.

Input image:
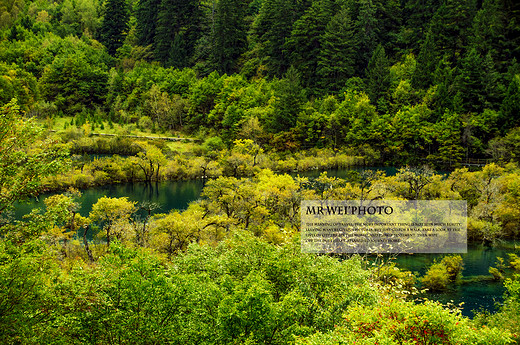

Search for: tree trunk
xmin=83 ymin=225 xmax=94 ymax=262
xmin=106 ymin=225 xmax=111 ymax=247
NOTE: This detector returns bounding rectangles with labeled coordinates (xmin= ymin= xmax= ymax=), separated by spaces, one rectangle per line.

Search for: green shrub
xmin=420 ymin=255 xmax=463 ymax=291
xmin=373 ymin=262 xmax=416 ymax=293
xmin=489 ymin=257 xmax=507 ymax=281
xmin=440 ymin=255 xmax=464 ymax=281
xmin=138 ymin=115 xmax=153 ymax=130
xmin=509 ymin=254 xmax=520 ymax=271
xmin=420 ymin=262 xmax=451 ymax=291
xmin=202 ymin=136 xmax=226 ymax=152
xmin=19 ymin=235 xmax=381 ymax=344
xmin=490 ymin=266 xmax=505 ymax=281
xmin=477 ymin=274 xmax=520 ymax=343
xmin=297 ymin=298 xmax=513 ymax=345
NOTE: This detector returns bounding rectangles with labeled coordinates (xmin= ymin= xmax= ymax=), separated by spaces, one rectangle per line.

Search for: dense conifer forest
xmin=1 ymin=0 xmax=520 ymax=163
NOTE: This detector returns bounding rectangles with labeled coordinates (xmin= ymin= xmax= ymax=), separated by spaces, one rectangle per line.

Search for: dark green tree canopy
xmin=99 ymin=0 xmax=130 ymax=56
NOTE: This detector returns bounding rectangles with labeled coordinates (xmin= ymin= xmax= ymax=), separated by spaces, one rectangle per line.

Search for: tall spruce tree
xmin=99 ymin=0 xmax=129 ymax=56
xmin=454 ymin=48 xmax=486 ymax=113
xmin=354 ymin=0 xmax=378 ymax=71
xmin=268 ymin=66 xmax=303 ymax=132
xmin=481 ymin=52 xmax=505 ymax=107
xmin=412 ymin=29 xmax=438 ymax=89
xmin=253 ymin=0 xmax=310 ymax=76
xmin=452 ymin=48 xmax=504 ymax=113
xmin=504 ymin=0 xmax=520 ymax=62
xmin=317 ymin=8 xmax=357 ymax=93
xmin=154 ymin=0 xmax=202 ymax=67
xmin=285 ymin=0 xmax=336 ymax=90
xmin=365 ymin=44 xmax=390 ymax=105
xmin=402 ymin=0 xmax=438 ymax=51
xmin=372 ymin=0 xmax=402 ymax=57
xmin=500 ymin=74 xmax=520 ymax=130
xmin=136 ymin=0 xmax=161 ymax=48
xmin=470 ymin=0 xmax=506 ymax=57
xmin=210 ymin=0 xmax=248 ymax=74
xmin=428 ymin=0 xmax=477 ymax=63
xmin=431 ymin=55 xmax=457 ymax=116
xmin=469 ymin=0 xmax=520 ymax=67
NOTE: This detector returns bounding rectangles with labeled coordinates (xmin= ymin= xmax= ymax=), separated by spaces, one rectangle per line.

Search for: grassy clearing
xmin=47 ymin=116 xmax=195 ymax=138
xmin=166 ymin=140 xmax=201 ymax=154
xmin=42 ymin=116 xmax=202 ymax=155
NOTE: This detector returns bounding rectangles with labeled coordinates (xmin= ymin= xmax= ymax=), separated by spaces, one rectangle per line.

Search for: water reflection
xmin=392 ymin=241 xmax=519 ymax=317
xmin=14 ymin=180 xmax=205 ymax=219
xmin=12 ymin=167 xmax=513 ymax=317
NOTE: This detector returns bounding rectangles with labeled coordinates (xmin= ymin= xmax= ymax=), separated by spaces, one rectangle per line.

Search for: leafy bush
xmin=138 ymin=115 xmax=153 ymax=130
xmin=420 ymin=255 xmax=463 ymax=291
xmin=490 ymin=266 xmax=505 ymax=281
xmin=69 ymin=136 xmax=141 ymax=155
xmin=373 ymin=262 xmax=416 ymax=293
xmin=420 ymin=262 xmax=451 ymax=291
xmin=298 ymin=298 xmax=513 ymax=345
xmin=11 ymin=235 xmax=381 ymax=344
xmin=440 ymin=255 xmax=464 ymax=281
xmin=0 ymin=240 xmax=57 ymax=343
xmin=489 ymin=257 xmax=507 ymax=281
xmin=202 ymin=136 xmax=226 ymax=152
xmin=177 ymin=234 xmax=379 ymax=343
xmin=476 ymin=274 xmax=520 ymax=343
xmin=509 ymin=254 xmax=520 ymax=271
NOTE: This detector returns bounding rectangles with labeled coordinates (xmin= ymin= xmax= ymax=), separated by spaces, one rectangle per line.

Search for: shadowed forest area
xmin=1 ymin=0 xmax=520 ymax=164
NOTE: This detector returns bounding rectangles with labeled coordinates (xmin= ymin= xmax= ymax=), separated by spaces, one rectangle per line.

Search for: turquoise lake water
xmin=13 ymin=167 xmax=518 ymax=318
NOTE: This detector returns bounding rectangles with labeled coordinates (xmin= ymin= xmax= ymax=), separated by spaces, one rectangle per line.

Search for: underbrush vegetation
xmin=420 ymin=255 xmax=464 ymax=291
xmin=1 ymin=102 xmax=520 ymax=344
xmin=298 ymin=297 xmax=512 ymax=345
xmin=0 ymin=234 xmax=515 ymax=344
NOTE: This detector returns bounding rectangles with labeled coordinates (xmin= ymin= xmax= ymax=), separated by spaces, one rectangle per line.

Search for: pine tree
xmin=470 ymin=0 xmax=506 ymax=55
xmin=402 ymin=0 xmax=439 ymax=51
xmin=430 ymin=55 xmax=457 ymax=116
xmin=210 ymin=0 xmax=248 ymax=74
xmin=499 ymin=74 xmax=520 ymax=130
xmin=285 ymin=0 xmax=336 ymax=90
xmin=136 ymin=0 xmax=161 ymax=48
xmin=455 ymin=48 xmax=484 ymax=113
xmin=503 ymin=0 xmax=520 ymax=62
xmin=481 ymin=52 xmax=505 ymax=107
xmin=99 ymin=0 xmax=129 ymax=56
xmin=428 ymin=0 xmax=476 ymax=63
xmin=365 ymin=44 xmax=389 ymax=105
xmin=317 ymin=8 xmax=357 ymax=93
xmin=252 ymin=0 xmax=310 ymax=76
xmin=412 ymin=29 xmax=438 ymax=89
xmin=268 ymin=66 xmax=303 ymax=133
xmin=372 ymin=0 xmax=402 ymax=57
xmin=454 ymin=49 xmax=504 ymax=113
xmin=154 ymin=0 xmax=202 ymax=67
xmin=354 ymin=0 xmax=378 ymax=71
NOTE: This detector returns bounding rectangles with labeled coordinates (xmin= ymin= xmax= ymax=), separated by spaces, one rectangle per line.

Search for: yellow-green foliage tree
xmin=421 ymin=255 xmax=464 ymax=291
xmin=150 ymin=205 xmax=204 ymax=258
xmin=89 ymin=196 xmax=136 ymax=246
xmin=0 ymin=99 xmax=68 ymax=231
xmin=23 ymin=188 xmax=81 ymax=251
xmin=133 ymin=141 xmax=167 ymax=182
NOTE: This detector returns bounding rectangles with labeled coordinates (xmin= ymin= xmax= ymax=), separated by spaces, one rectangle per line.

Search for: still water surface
xmin=14 ymin=167 xmax=394 ymax=218
xmin=14 ymin=167 xmax=516 ymax=317
xmin=391 ymin=242 xmax=518 ymax=317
